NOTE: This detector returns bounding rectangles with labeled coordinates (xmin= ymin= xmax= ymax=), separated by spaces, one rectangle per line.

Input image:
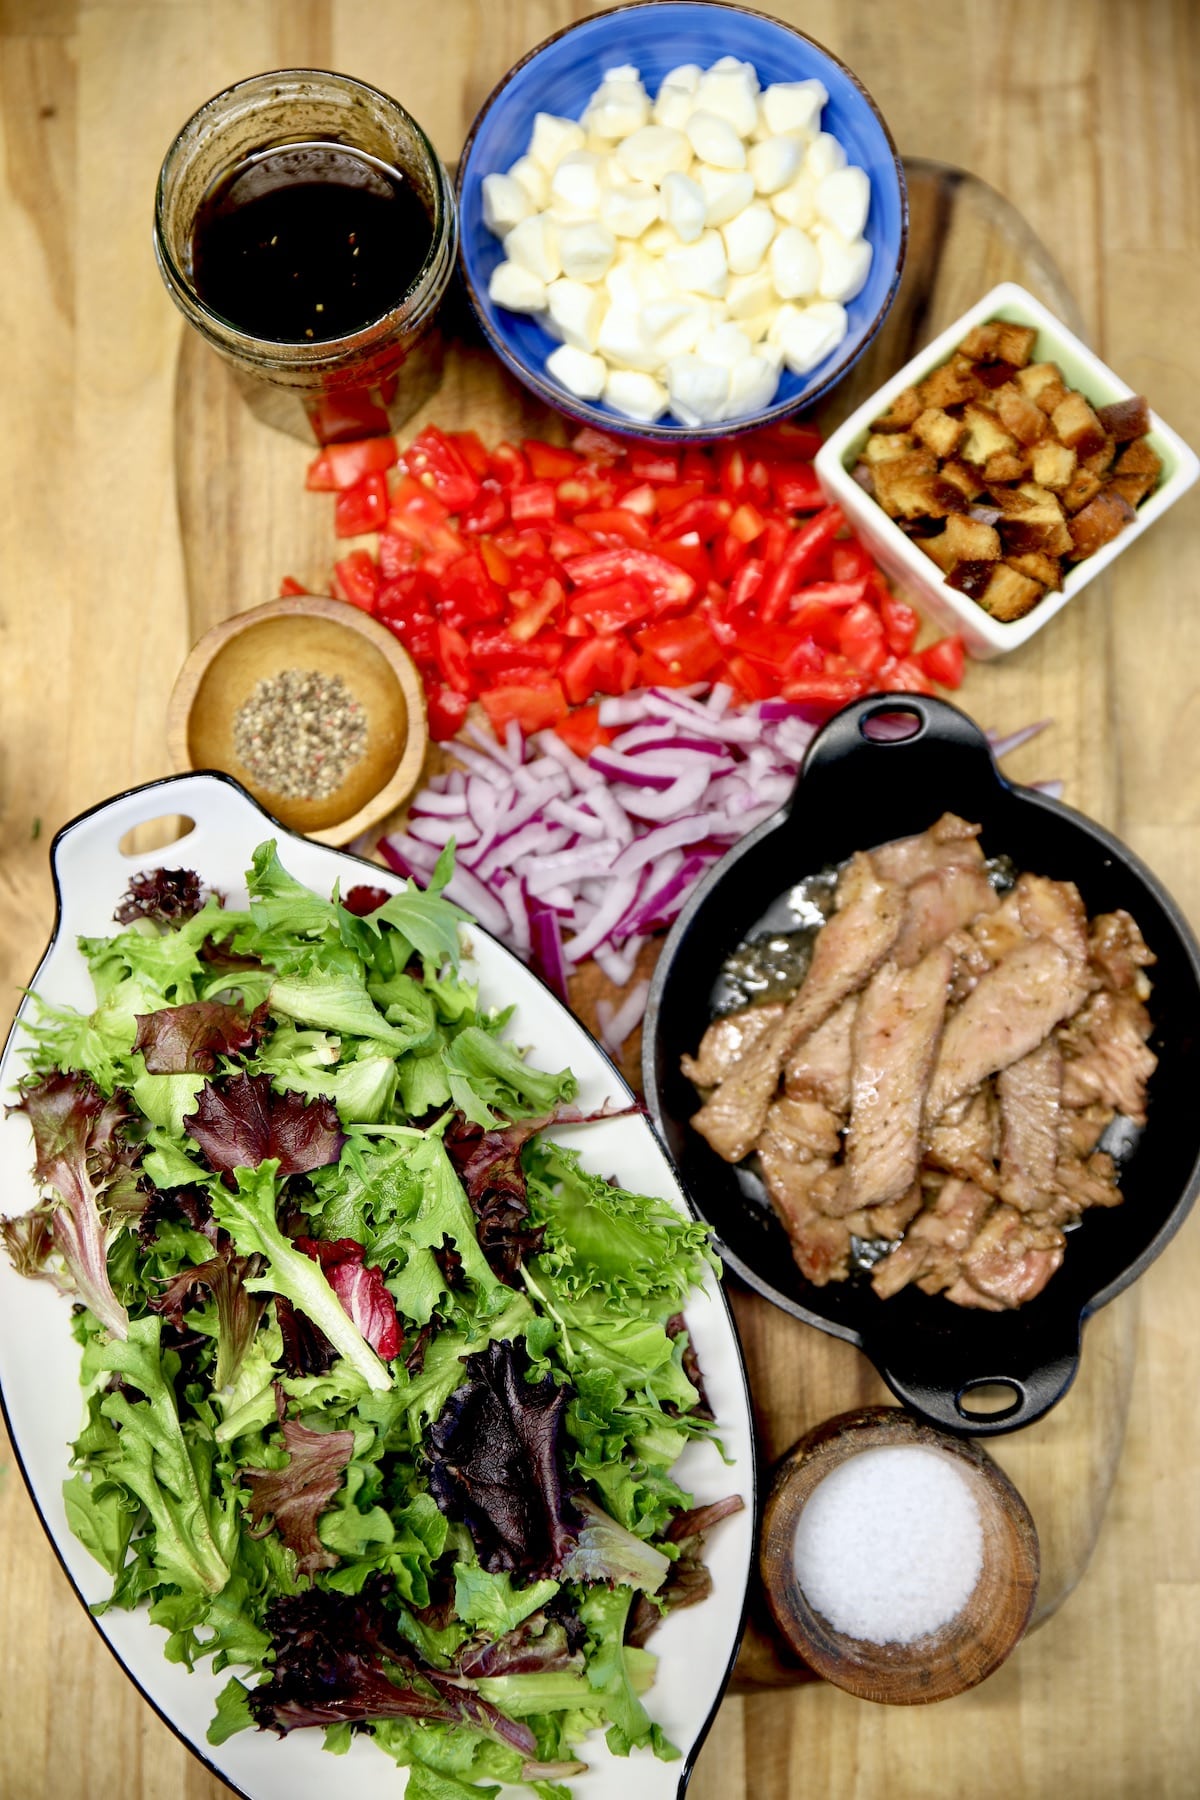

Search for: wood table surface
xmin=0 ymin=2 xmax=1197 ymax=1797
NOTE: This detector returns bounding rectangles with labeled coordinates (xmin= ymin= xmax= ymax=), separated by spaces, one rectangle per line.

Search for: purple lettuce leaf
xmin=3 ymin=1073 xmax=144 ymax=1338
xmin=133 ymin=999 xmax=269 ymax=1075
xmin=275 ymin=1296 xmax=338 ymax=1377
xmin=241 ymin=1417 xmax=355 ymax=1577
xmin=184 ymin=1073 xmax=346 ymax=1179
xmin=148 ymin=1240 xmax=266 ymax=1388
xmin=113 ymin=867 xmax=208 ymax=926
xmin=293 ymin=1237 xmax=402 ymax=1360
xmin=625 ymin=1494 xmax=746 ymax=1649
xmin=248 ymin=1580 xmax=535 ymax=1752
xmin=425 ymin=1338 xmax=576 ymax=1580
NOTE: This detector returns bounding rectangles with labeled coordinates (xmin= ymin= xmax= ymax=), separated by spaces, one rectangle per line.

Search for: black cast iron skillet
xmin=643 ymin=695 xmax=1200 ymax=1436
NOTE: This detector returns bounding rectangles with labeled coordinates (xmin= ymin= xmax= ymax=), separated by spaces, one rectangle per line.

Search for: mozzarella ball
xmin=505 ymin=213 xmax=562 ymax=283
xmin=488 ymin=260 xmax=546 ymax=314
xmin=814 ymin=226 xmax=873 ymax=301
xmin=616 ymin=124 xmax=692 ymax=184
xmin=769 ymin=226 xmax=821 ymax=300
xmin=770 ymin=172 xmax=818 ymax=228
xmin=600 ymin=181 xmax=660 ymax=238
xmin=546 ymin=343 xmax=608 ymax=398
xmin=546 ymin=277 xmax=606 ymax=349
xmin=686 ymin=110 xmax=747 ymax=170
xmin=761 ymin=79 xmax=827 ymax=137
xmin=816 ymin=165 xmax=871 ymax=240
xmin=694 ymin=58 xmax=760 ymax=137
xmin=549 ymin=151 xmax=606 ymax=220
xmin=558 ymin=220 xmax=618 ymax=283
xmin=660 ymin=170 xmax=707 ymax=243
xmin=770 ymin=299 xmax=848 ymax=374
xmin=482 ymin=172 xmax=532 ymax=237
xmin=528 ymin=112 xmax=587 ymax=173
xmin=604 ymin=367 xmax=669 ymax=421
xmin=805 ymin=131 xmax=848 ymax=181
xmin=664 ymin=229 xmax=729 ymax=298
xmin=726 ymin=352 xmax=780 ymax=417
xmin=507 ymin=154 xmax=550 ymax=209
xmin=722 ymin=202 xmax=776 ymax=276
xmin=696 ymin=165 xmax=756 ymax=227
xmin=585 ymin=68 xmax=650 ymax=139
xmin=666 ymin=353 xmax=731 ymax=425
xmin=748 ymin=133 xmax=805 ymax=196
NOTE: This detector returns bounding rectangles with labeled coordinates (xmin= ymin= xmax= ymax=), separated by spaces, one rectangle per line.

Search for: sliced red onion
xmin=529 ymin=899 xmax=569 ymax=1002
xmin=595 ymin=980 xmax=651 ymax=1058
xmin=382 ymin=692 xmax=1052 ymax=992
xmin=987 ymin=720 xmax=1051 ymax=760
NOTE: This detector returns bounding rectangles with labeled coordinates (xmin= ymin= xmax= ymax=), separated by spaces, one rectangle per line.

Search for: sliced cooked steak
xmin=871 ymin=1177 xmax=992 ymax=1299
xmin=760 ymin=1095 xmax=842 ymax=1162
xmin=892 ymin=864 xmax=999 ymax=967
xmin=925 ymin=1089 xmax=1000 ymax=1189
xmin=1059 ymin=990 xmax=1157 ymax=1124
xmin=869 ymin=813 xmax=984 ymax=885
xmin=783 ymin=997 xmax=856 ymax=1113
xmin=1088 ymin=909 xmax=1156 ymax=994
xmin=832 ymin=945 xmax=953 ymax=1216
xmin=681 ymin=1002 xmax=785 ymax=1088
xmin=1015 ymin=873 xmax=1090 ymax=966
xmin=950 ymin=1204 xmax=1065 ymax=1308
xmin=842 ymin=1185 xmax=924 ymax=1245
xmin=757 ymin=1127 xmax=850 ymax=1287
xmin=690 ymin=855 xmax=904 ymax=1162
xmin=923 ymin=938 xmax=1090 ymax=1126
xmin=998 ymin=1038 xmax=1062 ymax=1211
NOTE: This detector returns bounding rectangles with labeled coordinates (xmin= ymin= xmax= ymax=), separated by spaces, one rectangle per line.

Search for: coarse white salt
xmin=792 ymin=1445 xmax=983 ymax=1644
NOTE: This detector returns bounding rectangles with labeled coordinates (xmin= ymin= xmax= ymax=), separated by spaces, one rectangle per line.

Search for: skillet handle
xmin=873 ymin=1322 xmax=1083 ymax=1436
xmin=783 ymin=694 xmax=1002 ymax=820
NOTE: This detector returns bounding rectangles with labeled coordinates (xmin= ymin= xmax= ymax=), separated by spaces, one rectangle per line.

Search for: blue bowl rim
xmin=454 ymin=0 xmax=910 ymax=443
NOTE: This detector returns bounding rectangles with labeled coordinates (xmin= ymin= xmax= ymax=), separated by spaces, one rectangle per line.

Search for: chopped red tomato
xmin=278 ymin=575 xmax=306 ymax=597
xmin=301 ymin=420 xmax=971 ymax=747
xmin=481 ymin=678 xmax=568 ymax=736
xmin=921 ymin=635 xmax=966 ymax=689
xmin=401 ymin=425 xmax=481 ymax=510
xmin=332 ymin=550 xmax=379 ymax=611
xmin=335 ymin=471 xmax=389 ymax=537
xmin=306 ymin=437 xmax=398 ymax=492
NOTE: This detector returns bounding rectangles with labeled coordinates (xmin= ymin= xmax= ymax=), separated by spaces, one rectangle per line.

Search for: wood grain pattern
xmin=0 ymin=4 xmax=1197 ymax=1798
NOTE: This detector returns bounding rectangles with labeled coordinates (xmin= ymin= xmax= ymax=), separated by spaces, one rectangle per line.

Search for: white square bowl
xmin=814 ymin=280 xmax=1200 ymax=659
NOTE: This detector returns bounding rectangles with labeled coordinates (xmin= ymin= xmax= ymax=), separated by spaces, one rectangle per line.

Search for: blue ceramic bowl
xmin=457 ymin=2 xmax=908 ymax=442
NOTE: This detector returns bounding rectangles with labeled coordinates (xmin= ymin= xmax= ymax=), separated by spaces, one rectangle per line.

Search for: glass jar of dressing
xmin=154 ymin=70 xmax=457 ymax=443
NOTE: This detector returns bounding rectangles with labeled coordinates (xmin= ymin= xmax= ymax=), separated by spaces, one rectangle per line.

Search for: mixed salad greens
xmin=1 ymin=843 xmax=741 ymax=1799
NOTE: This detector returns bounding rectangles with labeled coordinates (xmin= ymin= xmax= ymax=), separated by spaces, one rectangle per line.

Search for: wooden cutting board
xmin=173 ymin=159 xmax=1138 ymax=1689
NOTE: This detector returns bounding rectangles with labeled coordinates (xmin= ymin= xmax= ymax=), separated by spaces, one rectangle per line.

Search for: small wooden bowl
xmin=761 ymin=1405 xmax=1039 ymax=1704
xmin=166 ymin=596 xmax=428 ymax=845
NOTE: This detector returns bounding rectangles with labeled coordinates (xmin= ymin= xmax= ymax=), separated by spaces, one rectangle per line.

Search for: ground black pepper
xmin=233 ymin=668 xmax=367 ymax=801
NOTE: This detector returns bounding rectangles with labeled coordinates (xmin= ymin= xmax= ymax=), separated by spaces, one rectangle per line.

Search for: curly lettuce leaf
xmin=242 ymin=1417 xmax=355 ymax=1577
xmin=210 ymin=1163 xmax=391 ymax=1393
xmin=88 ymin=1316 xmax=238 ymax=1598
xmin=442 ymin=1029 xmax=577 ymax=1128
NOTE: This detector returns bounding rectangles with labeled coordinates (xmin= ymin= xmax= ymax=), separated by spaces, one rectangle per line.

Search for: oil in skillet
xmin=189 ymin=141 xmax=433 ymax=344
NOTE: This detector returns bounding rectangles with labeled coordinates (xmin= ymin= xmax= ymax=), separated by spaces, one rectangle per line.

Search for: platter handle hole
xmin=957 ymin=1380 xmax=1022 ymax=1421
xmin=118 ymin=814 xmax=196 ymax=857
xmin=860 ymin=707 xmax=924 ymax=743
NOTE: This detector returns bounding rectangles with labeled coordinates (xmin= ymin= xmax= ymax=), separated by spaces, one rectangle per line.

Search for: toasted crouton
xmin=917 ymin=360 xmax=977 ymax=410
xmin=872 ymin=387 xmax=923 ymax=432
xmin=994 ymin=322 xmax=1038 ymax=368
xmin=940 ymin=459 xmax=987 ymax=502
xmin=1051 ymin=391 xmax=1109 ymax=456
xmin=1069 ymin=490 xmax=1137 ymax=559
xmin=977 ymin=564 xmax=1045 ymax=622
xmin=1096 ymin=396 xmax=1152 ymax=442
xmin=873 ymin=456 xmax=966 ymax=521
xmin=947 ymin=559 xmax=997 ymax=601
xmin=939 ymin=513 xmax=1002 ymax=563
xmin=1062 ymin=467 xmax=1104 ymax=513
xmin=1030 ymin=439 xmax=1078 ymax=491
xmin=1006 ymin=550 xmax=1063 ymax=591
xmin=994 ymin=382 xmax=1049 ymax=446
xmin=1108 ymin=437 xmax=1163 ymax=506
xmin=958 ymin=322 xmax=1008 ymax=362
xmin=912 ymin=407 xmax=964 ymax=459
xmin=960 ymin=403 xmax=1018 ymax=466
xmin=1016 ymin=361 xmax=1067 ymax=405
xmin=920 ymin=529 xmax=959 ymax=574
xmin=984 ymin=449 xmax=1031 ymax=483
xmin=994 ymin=483 xmax=1072 ymax=556
xmin=1081 ymin=434 xmax=1117 ymax=475
xmin=862 ymin=431 xmax=921 ymax=465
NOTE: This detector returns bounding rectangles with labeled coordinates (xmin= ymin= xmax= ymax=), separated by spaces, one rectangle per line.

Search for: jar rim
xmin=153 ymin=67 xmax=456 ymax=362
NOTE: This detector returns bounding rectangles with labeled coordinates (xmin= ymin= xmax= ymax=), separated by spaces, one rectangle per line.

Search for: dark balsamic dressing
xmin=189 ymin=140 xmax=433 ymax=343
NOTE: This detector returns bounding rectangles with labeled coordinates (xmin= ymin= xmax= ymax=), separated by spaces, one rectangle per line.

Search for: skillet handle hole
xmin=860 ymin=706 xmax=924 ymax=743
xmin=957 ymin=1380 xmax=1022 ymax=1421
xmin=118 ymin=814 xmax=196 ymax=857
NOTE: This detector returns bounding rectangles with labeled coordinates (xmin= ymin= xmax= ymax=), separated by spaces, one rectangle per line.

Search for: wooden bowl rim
xmin=760 ymin=1404 xmax=1040 ymax=1704
xmin=165 ymin=594 xmax=429 ymax=846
